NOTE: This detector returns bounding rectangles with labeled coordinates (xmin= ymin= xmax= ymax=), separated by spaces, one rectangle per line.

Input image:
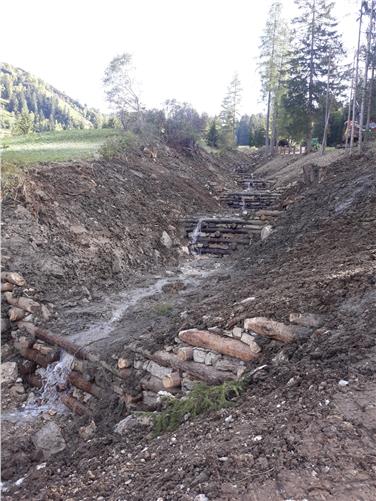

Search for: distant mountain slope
xmin=0 ymin=63 xmax=103 ymax=131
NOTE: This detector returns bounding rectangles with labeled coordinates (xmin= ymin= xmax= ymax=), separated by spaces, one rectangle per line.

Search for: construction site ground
xmin=1 ymin=145 xmax=376 ymax=500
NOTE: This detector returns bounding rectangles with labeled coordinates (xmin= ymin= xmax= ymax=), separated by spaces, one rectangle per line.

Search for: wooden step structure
xmin=220 ymin=190 xmax=281 ymax=210
xmin=182 ymin=217 xmax=268 ymax=256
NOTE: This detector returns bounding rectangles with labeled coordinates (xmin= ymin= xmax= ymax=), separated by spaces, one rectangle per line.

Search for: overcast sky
xmin=1 ymin=0 xmax=358 ymax=116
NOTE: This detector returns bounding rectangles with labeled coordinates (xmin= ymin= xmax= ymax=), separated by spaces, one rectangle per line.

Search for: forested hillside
xmin=0 ymin=63 xmax=104 ymax=132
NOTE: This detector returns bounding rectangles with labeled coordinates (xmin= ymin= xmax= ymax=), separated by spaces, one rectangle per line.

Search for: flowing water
xmin=2 ymin=257 xmax=219 ymax=423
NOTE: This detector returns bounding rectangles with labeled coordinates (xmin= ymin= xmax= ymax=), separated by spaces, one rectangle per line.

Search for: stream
xmin=2 ymin=256 xmax=223 ymax=423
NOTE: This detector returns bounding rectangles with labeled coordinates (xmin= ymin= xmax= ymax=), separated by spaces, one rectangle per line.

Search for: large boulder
xmin=0 ymin=362 xmax=18 ymax=385
xmin=32 ymin=422 xmax=66 ymax=459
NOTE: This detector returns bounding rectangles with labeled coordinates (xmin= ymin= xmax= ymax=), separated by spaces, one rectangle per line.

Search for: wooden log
xmin=33 ymin=342 xmax=59 ymax=357
xmin=137 ymin=349 xmax=235 ymax=385
xmin=1 ymin=282 xmax=15 ymax=292
xmin=178 ymin=329 xmax=260 ymax=362
xmin=68 ymin=371 xmax=104 ymax=399
xmin=255 ymin=210 xmax=283 ymax=217
xmin=61 ymin=394 xmax=91 ymax=416
xmin=244 ymin=317 xmax=312 ymax=343
xmin=14 ymin=335 xmax=35 ymax=350
xmin=8 ymin=306 xmax=27 ymax=322
xmin=4 ymin=293 xmax=40 ymax=313
xmin=1 ymin=272 xmax=26 ymax=287
xmin=162 ymin=372 xmax=181 ymax=389
xmin=177 ymin=346 xmax=194 ymax=361
xmin=18 ymin=346 xmax=53 ymax=368
xmin=140 ymin=375 xmax=177 ymax=393
xmin=23 ymin=373 xmax=42 ymax=388
xmin=289 ymin=312 xmax=325 ymax=328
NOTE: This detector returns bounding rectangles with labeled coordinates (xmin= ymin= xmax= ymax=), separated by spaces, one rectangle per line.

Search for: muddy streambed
xmin=2 ymin=255 xmax=226 ymax=424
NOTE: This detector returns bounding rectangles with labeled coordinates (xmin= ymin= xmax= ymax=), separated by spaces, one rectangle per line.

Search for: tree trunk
xmin=350 ymin=1 xmax=363 ymax=154
xmin=358 ymin=0 xmax=373 ymax=151
xmin=306 ymin=0 xmax=317 ymax=154
xmin=1 ymin=282 xmax=15 ymax=292
xmin=345 ymin=54 xmax=356 ymax=149
xmin=68 ymin=371 xmax=105 ymax=399
xmin=244 ymin=317 xmax=312 ymax=343
xmin=178 ymin=329 xmax=260 ymax=361
xmin=61 ymin=394 xmax=91 ymax=416
xmin=162 ymin=372 xmax=182 ymax=389
xmin=321 ymin=53 xmax=332 ymax=155
xmin=365 ymin=0 xmax=375 ymax=142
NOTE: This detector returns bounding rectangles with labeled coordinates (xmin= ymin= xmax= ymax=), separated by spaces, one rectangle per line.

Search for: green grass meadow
xmin=0 ymin=128 xmax=122 ymax=190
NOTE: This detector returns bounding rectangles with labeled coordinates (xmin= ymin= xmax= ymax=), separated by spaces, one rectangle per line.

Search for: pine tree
xmin=207 ymin=118 xmax=220 ymax=147
xmin=220 ymin=73 xmax=242 ymax=146
xmin=259 ymin=2 xmax=290 ymax=153
xmin=286 ymin=0 xmax=346 ymax=152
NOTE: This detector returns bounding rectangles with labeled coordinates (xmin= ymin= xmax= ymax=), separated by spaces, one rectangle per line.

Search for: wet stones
xmin=32 ymin=422 xmax=66 ymax=459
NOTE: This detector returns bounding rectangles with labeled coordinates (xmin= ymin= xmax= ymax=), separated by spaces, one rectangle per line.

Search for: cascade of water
xmin=38 ymin=352 xmax=74 ymax=408
xmin=191 ymin=218 xmax=203 ymax=244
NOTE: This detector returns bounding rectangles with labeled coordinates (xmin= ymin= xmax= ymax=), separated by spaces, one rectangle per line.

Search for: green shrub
xmin=153 ymin=303 xmax=173 ymax=316
xmin=153 ymin=379 xmax=245 ymax=434
xmin=99 ymin=131 xmax=139 ymax=159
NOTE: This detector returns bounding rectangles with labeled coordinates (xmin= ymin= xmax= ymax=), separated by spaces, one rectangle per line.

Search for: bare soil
xmin=2 ymin=146 xmax=376 ymax=500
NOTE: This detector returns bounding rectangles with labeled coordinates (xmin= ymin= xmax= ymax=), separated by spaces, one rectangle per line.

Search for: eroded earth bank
xmin=1 ymin=144 xmax=376 ymax=500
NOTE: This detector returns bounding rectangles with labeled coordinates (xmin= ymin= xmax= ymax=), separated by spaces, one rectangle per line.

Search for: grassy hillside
xmin=1 ymin=129 xmax=122 ymax=189
xmin=0 ymin=63 xmax=104 ymax=131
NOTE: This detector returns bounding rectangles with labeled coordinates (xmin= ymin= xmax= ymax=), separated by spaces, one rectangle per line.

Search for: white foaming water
xmin=1 ymin=353 xmax=73 ymax=423
xmin=38 ymin=352 xmax=74 ymax=408
xmin=191 ymin=218 xmax=204 ymax=245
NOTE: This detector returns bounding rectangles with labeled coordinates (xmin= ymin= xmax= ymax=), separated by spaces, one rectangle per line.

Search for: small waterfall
xmin=190 ymin=218 xmax=204 ymax=255
xmin=38 ymin=352 xmax=74 ymax=408
xmin=191 ymin=218 xmax=203 ymax=245
xmin=246 ymin=181 xmax=251 ymax=191
xmin=241 ymin=197 xmax=246 ymax=212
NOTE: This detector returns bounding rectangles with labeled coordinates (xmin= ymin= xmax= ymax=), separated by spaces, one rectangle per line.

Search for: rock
xmin=204 ymin=351 xmax=221 ymax=366
xmin=160 ymin=231 xmax=173 ymax=249
xmin=32 ymin=422 xmax=66 ymax=458
xmin=195 ymin=495 xmax=209 ymax=501
xmin=232 ymin=327 xmax=243 ymax=338
xmin=144 ymin=361 xmax=173 ymax=379
xmin=193 ymin=348 xmax=207 ymax=364
xmin=241 ymin=333 xmax=261 ymax=353
xmin=338 ymin=379 xmax=349 ymax=387
xmin=1 ymin=362 xmax=18 ymax=385
xmin=272 ymin=351 xmax=289 ymax=365
xmin=10 ymin=383 xmax=25 ymax=396
xmin=261 ymin=225 xmax=273 ymax=240
xmin=40 ymin=258 xmax=64 ymax=278
xmin=79 ymin=420 xmax=97 ymax=440
xmin=117 ymin=358 xmax=131 ymax=369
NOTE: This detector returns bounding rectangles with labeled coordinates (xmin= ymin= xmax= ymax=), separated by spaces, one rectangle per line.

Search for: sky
xmin=1 ymin=0 xmax=359 ymax=117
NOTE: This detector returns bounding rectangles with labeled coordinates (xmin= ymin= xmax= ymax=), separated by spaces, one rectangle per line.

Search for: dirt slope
xmin=1 ymin=146 xmax=252 ymax=303
xmin=2 ymin=147 xmax=376 ymax=500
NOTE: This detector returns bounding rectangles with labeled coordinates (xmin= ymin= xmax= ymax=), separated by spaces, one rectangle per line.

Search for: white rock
xmin=241 ymin=333 xmax=261 ymax=353
xmin=253 ymin=435 xmax=262 ymax=442
xmin=261 ymin=225 xmax=273 ymax=240
xmin=160 ymin=231 xmax=173 ymax=249
xmin=240 ymin=296 xmax=255 ymax=305
xmin=193 ymin=348 xmax=207 ymax=364
xmin=0 ymin=362 xmax=18 ymax=385
xmin=194 ymin=495 xmax=209 ymax=501
xmin=338 ymin=379 xmax=349 ymax=387
xmin=114 ymin=415 xmax=140 ymax=434
xmin=204 ymin=352 xmax=221 ymax=366
xmin=144 ymin=361 xmax=172 ymax=379
xmin=32 ymin=422 xmax=66 ymax=459
xmin=232 ymin=327 xmax=243 ymax=338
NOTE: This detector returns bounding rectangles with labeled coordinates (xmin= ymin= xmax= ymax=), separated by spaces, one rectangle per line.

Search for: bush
xmin=99 ymin=131 xmax=139 ymax=159
xmin=153 ymin=379 xmax=245 ymax=434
